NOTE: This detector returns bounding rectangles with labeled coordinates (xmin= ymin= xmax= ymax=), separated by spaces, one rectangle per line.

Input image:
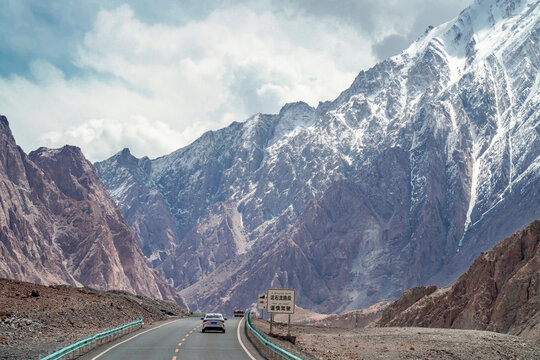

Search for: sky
xmin=0 ymin=0 xmax=472 ymax=162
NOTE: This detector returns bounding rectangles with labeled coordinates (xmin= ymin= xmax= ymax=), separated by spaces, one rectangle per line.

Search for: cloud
xmin=369 ymin=0 xmax=473 ymax=58
xmin=76 ymin=4 xmax=373 ymax=109
xmin=372 ymin=34 xmax=411 ymax=60
xmin=271 ymin=0 xmax=473 ymax=60
xmin=39 ymin=117 xmax=188 ymax=160
xmin=1 ymin=3 xmax=375 ymax=161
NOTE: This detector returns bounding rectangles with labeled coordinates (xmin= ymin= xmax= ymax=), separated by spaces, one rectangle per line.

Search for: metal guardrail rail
xmin=246 ymin=312 xmax=303 ymax=360
xmin=189 ymin=312 xmax=206 ymax=317
xmin=39 ymin=317 xmax=143 ymax=360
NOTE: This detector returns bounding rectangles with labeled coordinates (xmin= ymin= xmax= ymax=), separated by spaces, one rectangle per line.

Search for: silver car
xmin=201 ymin=313 xmax=227 ymax=333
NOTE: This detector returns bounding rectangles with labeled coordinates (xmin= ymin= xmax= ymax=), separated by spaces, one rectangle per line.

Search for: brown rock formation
xmin=377 ymin=286 xmax=437 ymax=326
xmin=378 ymin=219 xmax=540 ymax=342
xmin=0 ymin=115 xmax=187 ymax=308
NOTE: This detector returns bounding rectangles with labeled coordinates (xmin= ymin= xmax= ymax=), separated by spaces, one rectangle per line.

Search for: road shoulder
xmin=238 ymin=316 xmax=267 ymax=360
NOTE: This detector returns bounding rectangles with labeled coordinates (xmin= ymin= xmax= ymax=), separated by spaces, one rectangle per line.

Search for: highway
xmin=80 ymin=317 xmax=264 ymax=360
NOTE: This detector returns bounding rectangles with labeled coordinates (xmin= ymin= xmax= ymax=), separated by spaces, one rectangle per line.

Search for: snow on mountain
xmin=96 ymin=0 xmax=539 ymax=312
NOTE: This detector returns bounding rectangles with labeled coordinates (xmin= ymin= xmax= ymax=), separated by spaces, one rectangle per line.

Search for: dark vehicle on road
xmin=233 ymin=310 xmax=245 ymax=317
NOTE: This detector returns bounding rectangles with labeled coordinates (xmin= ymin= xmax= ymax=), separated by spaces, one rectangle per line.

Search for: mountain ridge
xmin=0 ymin=116 xmax=187 ymax=308
xmin=96 ymin=0 xmax=539 ymax=312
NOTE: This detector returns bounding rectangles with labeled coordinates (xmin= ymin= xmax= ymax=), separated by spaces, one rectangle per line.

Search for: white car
xmin=201 ymin=313 xmax=227 ymax=333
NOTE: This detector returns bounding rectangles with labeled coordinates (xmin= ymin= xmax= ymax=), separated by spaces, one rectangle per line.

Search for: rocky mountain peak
xmin=0 ymin=115 xmax=30 ymax=187
xmin=117 ymin=147 xmax=136 ymax=162
xmin=0 ymin=114 xmax=9 ymax=129
xmin=270 ymin=101 xmax=316 ymax=144
xmin=278 ymin=101 xmax=314 ymax=116
xmin=0 ymin=114 xmax=16 ymax=145
xmin=108 ymin=147 xmax=152 ymax=171
xmin=0 ymin=117 xmax=187 ymax=308
xmin=30 ymin=145 xmax=87 ymax=166
xmin=29 ymin=145 xmax=99 ymax=202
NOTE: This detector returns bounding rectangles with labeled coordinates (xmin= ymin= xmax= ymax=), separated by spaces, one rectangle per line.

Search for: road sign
xmin=266 ymin=288 xmax=295 ymax=314
xmin=257 ymin=293 xmax=267 ymax=310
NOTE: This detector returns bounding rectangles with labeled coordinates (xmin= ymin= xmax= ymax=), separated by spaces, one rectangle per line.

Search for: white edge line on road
xmin=90 ymin=319 xmax=181 ymax=360
xmin=237 ymin=317 xmax=257 ymax=360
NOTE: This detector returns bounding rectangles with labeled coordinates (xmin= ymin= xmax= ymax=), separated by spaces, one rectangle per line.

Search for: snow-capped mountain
xmin=96 ymin=0 xmax=539 ymax=312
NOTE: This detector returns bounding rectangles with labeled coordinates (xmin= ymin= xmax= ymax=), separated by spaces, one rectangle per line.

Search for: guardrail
xmin=39 ymin=317 xmax=143 ymax=360
xmin=189 ymin=312 xmax=206 ymax=317
xmin=245 ymin=312 xmax=303 ymax=360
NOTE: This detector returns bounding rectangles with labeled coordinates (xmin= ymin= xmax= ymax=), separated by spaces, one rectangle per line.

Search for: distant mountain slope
xmin=96 ymin=0 xmax=540 ymax=312
xmin=377 ymin=218 xmax=540 ymax=343
xmin=0 ymin=116 xmax=187 ymax=308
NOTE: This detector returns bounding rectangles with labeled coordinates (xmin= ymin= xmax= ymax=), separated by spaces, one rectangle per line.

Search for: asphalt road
xmin=80 ymin=317 xmax=264 ymax=360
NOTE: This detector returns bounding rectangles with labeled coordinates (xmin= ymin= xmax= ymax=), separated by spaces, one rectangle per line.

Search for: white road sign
xmin=266 ymin=288 xmax=295 ymax=314
xmin=257 ymin=293 xmax=267 ymax=310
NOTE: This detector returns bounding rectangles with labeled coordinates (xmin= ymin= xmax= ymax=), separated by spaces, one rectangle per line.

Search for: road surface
xmin=80 ymin=317 xmax=264 ymax=360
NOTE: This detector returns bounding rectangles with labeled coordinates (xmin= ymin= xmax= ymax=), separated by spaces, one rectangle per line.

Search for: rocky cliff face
xmin=96 ymin=0 xmax=540 ymax=312
xmin=377 ymin=219 xmax=540 ymax=342
xmin=0 ymin=116 xmax=187 ymax=308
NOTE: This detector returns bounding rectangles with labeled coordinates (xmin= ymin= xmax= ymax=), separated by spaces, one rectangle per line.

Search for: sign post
xmin=266 ymin=288 xmax=295 ymax=337
xmin=288 ymin=314 xmax=291 ymax=337
xmin=257 ymin=293 xmax=267 ymax=319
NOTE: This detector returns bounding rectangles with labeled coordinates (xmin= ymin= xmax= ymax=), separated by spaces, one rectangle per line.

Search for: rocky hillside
xmin=252 ymin=317 xmax=540 ymax=360
xmin=0 ymin=278 xmax=187 ymax=360
xmin=378 ymin=219 xmax=540 ymax=343
xmin=97 ymin=0 xmax=540 ymax=312
xmin=0 ymin=116 xmax=186 ymax=307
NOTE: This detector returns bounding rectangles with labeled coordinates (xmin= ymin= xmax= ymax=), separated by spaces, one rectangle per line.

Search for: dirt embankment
xmin=251 ymin=318 xmax=540 ymax=360
xmin=273 ymin=302 xmax=388 ymax=329
xmin=0 ymin=278 xmax=187 ymax=359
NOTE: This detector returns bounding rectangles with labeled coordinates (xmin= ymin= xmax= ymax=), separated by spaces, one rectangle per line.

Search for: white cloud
xmin=2 ymin=3 xmax=377 ymax=161
xmin=39 ymin=117 xmax=188 ymax=160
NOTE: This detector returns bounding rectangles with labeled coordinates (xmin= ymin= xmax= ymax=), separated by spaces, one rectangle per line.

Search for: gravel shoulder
xmin=0 ymin=278 xmax=187 ymax=360
xmin=251 ymin=318 xmax=540 ymax=360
